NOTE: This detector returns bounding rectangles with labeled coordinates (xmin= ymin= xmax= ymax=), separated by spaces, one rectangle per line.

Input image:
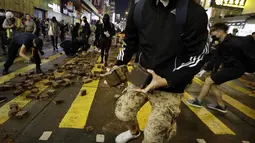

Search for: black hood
xmin=103 ymin=14 xmax=110 ymax=24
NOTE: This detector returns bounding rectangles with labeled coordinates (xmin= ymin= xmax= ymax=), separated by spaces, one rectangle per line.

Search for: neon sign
xmin=214 ymin=0 xmax=246 ymax=8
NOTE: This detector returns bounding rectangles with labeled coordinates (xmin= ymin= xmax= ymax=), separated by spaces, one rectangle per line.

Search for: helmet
xmin=5 ymin=11 xmax=14 ymax=19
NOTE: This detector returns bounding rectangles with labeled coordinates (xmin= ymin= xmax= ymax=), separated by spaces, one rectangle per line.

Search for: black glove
xmin=30 ymin=57 xmax=35 ymax=63
xmin=39 ymin=50 xmax=44 ymax=55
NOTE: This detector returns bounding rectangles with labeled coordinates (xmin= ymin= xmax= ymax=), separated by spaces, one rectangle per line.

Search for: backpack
xmin=239 ymin=36 xmax=255 ymax=73
xmin=134 ymin=0 xmax=189 ymax=37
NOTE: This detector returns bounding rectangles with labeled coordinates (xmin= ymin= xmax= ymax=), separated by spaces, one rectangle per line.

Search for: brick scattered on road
xmin=96 ymin=134 xmax=105 ymax=143
xmin=81 ymin=90 xmax=87 ymax=96
xmin=26 ymin=94 xmax=39 ymax=99
xmin=85 ymin=126 xmax=94 ymax=133
xmin=16 ymin=111 xmax=28 ymax=119
xmin=9 ymin=103 xmax=19 ymax=117
xmin=53 ymin=99 xmax=64 ymax=105
xmin=13 ymin=90 xmax=23 ymax=96
xmin=83 ymin=78 xmax=93 ymax=84
xmin=47 ymin=89 xmax=56 ymax=96
xmin=114 ymin=94 xmax=121 ymax=100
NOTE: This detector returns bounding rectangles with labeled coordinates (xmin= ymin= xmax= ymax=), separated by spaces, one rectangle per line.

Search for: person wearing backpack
xmin=187 ymin=23 xmax=247 ymax=113
xmin=114 ymin=0 xmax=209 ymax=142
xmin=100 ymin=14 xmax=115 ymax=67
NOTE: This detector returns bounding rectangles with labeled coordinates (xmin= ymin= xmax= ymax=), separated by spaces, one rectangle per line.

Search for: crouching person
xmin=114 ymin=0 xmax=209 ymax=142
xmin=2 ymin=32 xmax=44 ymax=75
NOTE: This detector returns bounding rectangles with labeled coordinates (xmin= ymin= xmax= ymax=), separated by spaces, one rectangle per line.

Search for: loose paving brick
xmin=26 ymin=94 xmax=39 ymax=99
xmin=31 ymin=88 xmax=39 ymax=93
xmin=16 ymin=111 xmax=28 ymax=119
xmin=83 ymin=78 xmax=93 ymax=84
xmin=53 ymin=99 xmax=64 ymax=105
xmin=81 ymin=90 xmax=87 ymax=96
xmin=13 ymin=90 xmax=23 ymax=96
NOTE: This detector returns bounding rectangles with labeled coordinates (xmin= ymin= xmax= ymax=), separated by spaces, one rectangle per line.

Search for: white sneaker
xmin=115 ymin=130 xmax=140 ymax=143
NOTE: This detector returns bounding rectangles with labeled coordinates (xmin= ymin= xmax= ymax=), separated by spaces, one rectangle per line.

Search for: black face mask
xmin=211 ymin=35 xmax=219 ymax=41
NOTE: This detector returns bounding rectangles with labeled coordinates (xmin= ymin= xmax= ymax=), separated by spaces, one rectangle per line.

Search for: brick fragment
xmin=16 ymin=111 xmax=28 ymax=119
xmin=26 ymin=94 xmax=39 ymax=99
xmin=53 ymin=99 xmax=64 ymax=105
xmin=83 ymin=78 xmax=93 ymax=84
xmin=13 ymin=90 xmax=23 ymax=96
xmin=31 ymin=88 xmax=39 ymax=93
xmin=81 ymin=90 xmax=87 ymax=96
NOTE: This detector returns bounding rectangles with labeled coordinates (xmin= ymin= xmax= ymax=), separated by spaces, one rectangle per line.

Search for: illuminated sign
xmin=214 ymin=0 xmax=246 ymax=8
xmin=48 ymin=3 xmax=61 ymax=13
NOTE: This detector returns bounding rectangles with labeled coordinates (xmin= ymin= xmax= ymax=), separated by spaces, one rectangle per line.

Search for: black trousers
xmin=51 ymin=36 xmax=58 ymax=49
xmin=0 ymin=31 xmax=7 ymax=53
xmin=4 ymin=41 xmax=41 ymax=70
xmin=60 ymin=31 xmax=65 ymax=42
xmin=100 ymin=37 xmax=111 ymax=63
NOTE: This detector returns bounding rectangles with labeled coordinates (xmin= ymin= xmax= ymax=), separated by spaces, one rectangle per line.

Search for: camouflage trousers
xmin=115 ymin=84 xmax=183 ymax=143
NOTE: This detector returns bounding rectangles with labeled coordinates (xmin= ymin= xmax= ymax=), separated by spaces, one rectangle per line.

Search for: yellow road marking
xmin=183 ymin=92 xmax=235 ymax=135
xmin=0 ymin=52 xmax=64 ymax=84
xmin=0 ymin=58 xmax=76 ymax=124
xmin=137 ymin=92 xmax=235 ymax=135
xmin=59 ymin=57 xmax=101 ymax=129
xmin=0 ymin=48 xmax=53 ymax=67
xmin=193 ymin=77 xmax=255 ymax=120
xmin=225 ymin=81 xmax=255 ymax=97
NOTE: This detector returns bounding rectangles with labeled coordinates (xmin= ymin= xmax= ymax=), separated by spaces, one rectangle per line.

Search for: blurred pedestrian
xmin=48 ymin=17 xmax=60 ymax=51
xmin=0 ymin=13 xmax=7 ymax=55
xmin=252 ymin=32 xmax=255 ymax=40
xmin=81 ymin=16 xmax=91 ymax=51
xmin=59 ymin=20 xmax=66 ymax=42
xmin=41 ymin=19 xmax=46 ymax=39
xmin=34 ymin=18 xmax=41 ymax=37
xmin=2 ymin=11 xmax=23 ymax=39
xmin=100 ymin=14 xmax=115 ymax=66
xmin=25 ymin=15 xmax=36 ymax=34
xmin=94 ymin=20 xmax=101 ymax=48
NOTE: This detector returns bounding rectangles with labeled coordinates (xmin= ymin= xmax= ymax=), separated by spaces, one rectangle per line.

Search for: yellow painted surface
xmin=0 ymin=58 xmax=76 ymax=125
xmin=59 ymin=80 xmax=99 ymax=129
xmin=193 ymin=77 xmax=255 ymax=120
xmin=0 ymin=52 xmax=63 ymax=84
xmin=136 ymin=92 xmax=235 ymax=135
xmin=0 ymin=48 xmax=53 ymax=67
xmin=225 ymin=81 xmax=255 ymax=97
xmin=183 ymin=92 xmax=235 ymax=135
xmin=59 ymin=57 xmax=101 ymax=129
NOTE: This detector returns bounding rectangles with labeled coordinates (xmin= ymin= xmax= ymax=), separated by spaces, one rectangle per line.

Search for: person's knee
xmin=205 ymin=77 xmax=214 ymax=85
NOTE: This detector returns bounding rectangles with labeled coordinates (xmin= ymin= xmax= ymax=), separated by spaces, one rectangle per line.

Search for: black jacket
xmin=116 ymin=0 xmax=209 ymax=93
xmin=100 ymin=22 xmax=116 ymax=39
xmin=212 ymin=35 xmax=246 ymax=70
xmin=81 ymin=22 xmax=91 ymax=38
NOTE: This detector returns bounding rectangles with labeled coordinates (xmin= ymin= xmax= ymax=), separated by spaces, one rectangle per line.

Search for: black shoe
xmin=104 ymin=63 xmax=108 ymax=67
xmin=0 ymin=96 xmax=7 ymax=103
xmin=207 ymin=104 xmax=227 ymax=113
xmin=186 ymin=98 xmax=202 ymax=108
xmin=2 ymin=69 xmax=9 ymax=75
xmin=36 ymin=67 xmax=43 ymax=74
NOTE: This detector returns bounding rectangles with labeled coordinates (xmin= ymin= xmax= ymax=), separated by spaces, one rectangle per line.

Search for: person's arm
xmin=116 ymin=4 xmax=139 ymax=65
xmin=163 ymin=6 xmax=209 ymax=86
xmin=32 ymin=21 xmax=36 ymax=34
xmin=2 ymin=19 xmax=14 ymax=29
xmin=110 ymin=24 xmax=116 ymax=37
xmin=19 ymin=45 xmax=30 ymax=61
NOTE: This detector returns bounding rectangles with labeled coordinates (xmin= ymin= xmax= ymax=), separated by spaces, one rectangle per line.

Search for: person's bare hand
xmin=134 ymin=69 xmax=168 ymax=93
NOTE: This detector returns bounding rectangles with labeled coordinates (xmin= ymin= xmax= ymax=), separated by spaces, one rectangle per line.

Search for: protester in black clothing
xmin=114 ymin=0 xmax=208 ymax=142
xmin=100 ymin=14 xmax=115 ymax=66
xmin=94 ymin=20 xmax=101 ymax=48
xmin=0 ymin=15 xmax=7 ymax=55
xmin=41 ymin=19 xmax=46 ymax=39
xmin=2 ymin=33 xmax=44 ymax=75
xmin=33 ymin=18 xmax=40 ymax=37
xmin=81 ymin=16 xmax=91 ymax=51
xmin=187 ymin=23 xmax=246 ymax=113
xmin=60 ymin=20 xmax=66 ymax=42
xmin=71 ymin=23 xmax=80 ymax=41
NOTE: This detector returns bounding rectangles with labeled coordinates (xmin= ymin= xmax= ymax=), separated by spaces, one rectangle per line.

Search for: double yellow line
xmin=59 ymin=57 xmax=101 ymax=129
xmin=0 ymin=58 xmax=76 ymax=124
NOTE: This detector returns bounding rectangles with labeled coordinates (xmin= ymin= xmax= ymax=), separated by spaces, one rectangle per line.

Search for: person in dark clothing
xmin=33 ymin=18 xmax=40 ymax=37
xmin=41 ymin=19 xmax=46 ymax=39
xmin=252 ymin=32 xmax=255 ymax=40
xmin=71 ymin=23 xmax=80 ymax=41
xmin=81 ymin=16 xmax=91 ymax=51
xmin=100 ymin=14 xmax=115 ymax=66
xmin=114 ymin=0 xmax=208 ymax=142
xmin=187 ymin=23 xmax=246 ymax=113
xmin=2 ymin=33 xmax=44 ymax=75
xmin=60 ymin=20 xmax=66 ymax=42
xmin=0 ymin=15 xmax=7 ymax=55
xmin=94 ymin=20 xmax=101 ymax=48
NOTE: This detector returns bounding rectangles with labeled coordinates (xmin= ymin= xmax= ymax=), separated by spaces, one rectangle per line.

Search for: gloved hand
xmin=30 ymin=57 xmax=35 ymax=63
xmin=39 ymin=50 xmax=44 ymax=55
xmin=104 ymin=31 xmax=110 ymax=37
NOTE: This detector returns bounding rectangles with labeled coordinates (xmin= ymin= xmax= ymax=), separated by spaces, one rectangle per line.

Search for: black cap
xmin=34 ymin=38 xmax=43 ymax=50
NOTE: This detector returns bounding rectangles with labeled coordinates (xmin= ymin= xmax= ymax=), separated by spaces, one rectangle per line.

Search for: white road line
xmin=242 ymin=141 xmax=250 ymax=143
xmin=197 ymin=139 xmax=207 ymax=143
xmin=39 ymin=131 xmax=52 ymax=141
